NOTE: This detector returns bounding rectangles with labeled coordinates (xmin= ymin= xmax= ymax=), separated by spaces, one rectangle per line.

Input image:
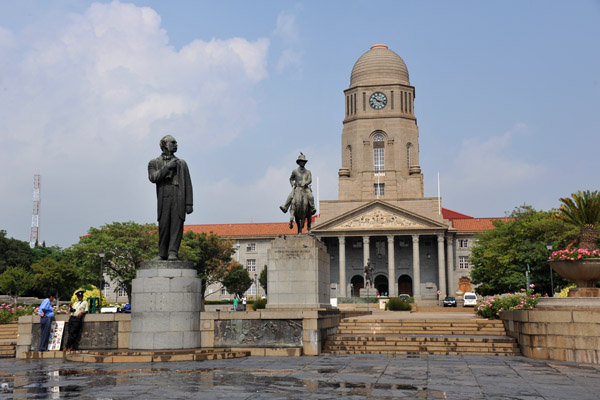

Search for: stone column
xmin=412 ymin=235 xmax=421 ymax=299
xmin=437 ymin=234 xmax=447 ymax=298
xmin=387 ymin=235 xmax=396 ymax=297
xmin=446 ymin=234 xmax=455 ymax=297
xmin=338 ymin=236 xmax=346 ymax=297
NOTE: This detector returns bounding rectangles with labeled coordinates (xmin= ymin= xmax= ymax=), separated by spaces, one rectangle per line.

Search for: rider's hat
xmin=296 ymin=153 xmax=307 ymax=165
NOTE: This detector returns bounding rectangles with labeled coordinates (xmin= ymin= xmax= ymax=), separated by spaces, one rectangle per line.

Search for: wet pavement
xmin=1 ymin=354 xmax=599 ymax=399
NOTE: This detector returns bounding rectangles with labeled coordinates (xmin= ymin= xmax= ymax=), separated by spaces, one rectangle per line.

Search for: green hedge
xmin=387 ymin=297 xmax=412 ymax=311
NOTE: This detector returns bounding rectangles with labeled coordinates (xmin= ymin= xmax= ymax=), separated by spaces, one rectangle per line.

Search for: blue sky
xmin=1 ymin=1 xmax=599 ymax=247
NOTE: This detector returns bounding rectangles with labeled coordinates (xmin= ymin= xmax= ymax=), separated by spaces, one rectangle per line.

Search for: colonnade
xmin=334 ymin=233 xmax=455 ymax=299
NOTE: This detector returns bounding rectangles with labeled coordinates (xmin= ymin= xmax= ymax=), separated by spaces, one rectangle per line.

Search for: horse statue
xmin=290 ymin=183 xmax=311 ymax=235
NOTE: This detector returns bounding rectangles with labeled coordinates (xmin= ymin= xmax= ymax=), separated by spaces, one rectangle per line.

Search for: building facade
xmin=101 ymin=45 xmax=505 ymax=305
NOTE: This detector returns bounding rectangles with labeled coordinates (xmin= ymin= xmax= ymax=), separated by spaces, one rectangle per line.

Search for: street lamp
xmin=99 ymin=250 xmax=105 ymax=294
xmin=254 ymin=273 xmax=258 ymax=299
xmin=546 ymin=242 xmax=554 ymax=297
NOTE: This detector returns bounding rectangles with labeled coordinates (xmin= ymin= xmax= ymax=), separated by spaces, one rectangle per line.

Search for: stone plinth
xmin=129 ymin=259 xmax=201 ymax=350
xmin=359 ymin=287 xmax=378 ymax=297
xmin=266 ymin=236 xmax=331 ymax=309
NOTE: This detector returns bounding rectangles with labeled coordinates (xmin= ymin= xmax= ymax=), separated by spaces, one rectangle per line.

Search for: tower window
xmin=346 ymin=145 xmax=352 ymax=170
xmin=373 ymin=134 xmax=385 ymax=171
xmin=374 ymin=183 xmax=385 ymax=196
xmin=391 ymin=90 xmax=394 ymax=110
xmin=407 ymin=143 xmax=413 ymax=168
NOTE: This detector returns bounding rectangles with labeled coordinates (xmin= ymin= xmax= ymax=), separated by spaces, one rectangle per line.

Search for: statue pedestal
xmin=129 ymin=259 xmax=201 ymax=350
xmin=266 ymin=235 xmax=331 ymax=309
xmin=359 ymin=287 xmax=378 ymax=297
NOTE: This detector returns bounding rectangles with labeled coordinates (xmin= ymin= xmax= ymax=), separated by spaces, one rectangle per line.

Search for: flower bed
xmin=550 ymin=248 xmax=600 ymax=261
xmin=0 ymin=303 xmax=70 ymax=324
xmin=476 ymin=286 xmax=541 ymax=319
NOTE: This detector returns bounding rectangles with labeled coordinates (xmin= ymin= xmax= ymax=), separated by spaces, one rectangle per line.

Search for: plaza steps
xmin=323 ymin=318 xmax=521 ymax=356
xmin=0 ymin=324 xmax=18 ymax=358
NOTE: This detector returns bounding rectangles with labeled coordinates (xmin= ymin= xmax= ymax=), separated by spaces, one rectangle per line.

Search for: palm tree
xmin=557 ymin=190 xmax=600 ymax=250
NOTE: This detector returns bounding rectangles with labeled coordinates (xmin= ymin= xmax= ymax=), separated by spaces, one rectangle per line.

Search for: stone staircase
xmin=323 ymin=318 xmax=521 ymax=356
xmin=0 ymin=324 xmax=18 ymax=358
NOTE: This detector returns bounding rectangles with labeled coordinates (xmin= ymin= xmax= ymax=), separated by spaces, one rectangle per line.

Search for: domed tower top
xmin=350 ymin=44 xmax=410 ymax=87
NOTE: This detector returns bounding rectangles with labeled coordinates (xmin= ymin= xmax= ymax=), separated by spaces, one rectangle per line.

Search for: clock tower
xmin=338 ymin=44 xmax=423 ymax=201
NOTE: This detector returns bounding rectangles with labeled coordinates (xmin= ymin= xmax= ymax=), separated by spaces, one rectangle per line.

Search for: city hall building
xmin=105 ymin=45 xmax=506 ymax=304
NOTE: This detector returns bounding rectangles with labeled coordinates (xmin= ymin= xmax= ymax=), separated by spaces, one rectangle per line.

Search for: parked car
xmin=443 ymin=296 xmax=457 ymax=307
xmin=463 ymin=292 xmax=477 ymax=307
xmin=398 ymin=294 xmax=411 ymax=303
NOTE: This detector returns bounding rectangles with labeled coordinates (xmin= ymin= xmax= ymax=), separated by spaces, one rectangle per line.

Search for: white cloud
xmin=274 ymin=11 xmax=300 ymax=44
xmin=0 ymin=1 xmax=270 ymax=246
xmin=272 ymin=10 xmax=303 ymax=74
xmin=447 ymin=124 xmax=544 ymax=190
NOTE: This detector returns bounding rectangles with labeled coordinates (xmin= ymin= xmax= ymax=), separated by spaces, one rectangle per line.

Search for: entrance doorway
xmin=398 ymin=275 xmax=413 ymax=296
xmin=374 ymin=275 xmax=389 ymax=296
xmin=350 ymin=275 xmax=364 ymax=297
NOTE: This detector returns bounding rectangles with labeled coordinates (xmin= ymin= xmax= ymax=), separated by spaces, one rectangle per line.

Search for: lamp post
xmin=99 ymin=250 xmax=105 ymax=294
xmin=254 ymin=273 xmax=258 ymax=299
xmin=546 ymin=242 xmax=554 ymax=297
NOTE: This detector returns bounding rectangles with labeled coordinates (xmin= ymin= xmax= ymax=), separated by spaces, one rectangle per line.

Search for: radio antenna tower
xmin=29 ymin=174 xmax=40 ymax=248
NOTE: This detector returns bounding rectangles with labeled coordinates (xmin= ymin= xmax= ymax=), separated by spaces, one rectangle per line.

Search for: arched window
xmin=373 ymin=134 xmax=385 ymax=171
xmin=406 ymin=143 xmax=413 ymax=168
xmin=346 ymin=145 xmax=352 ymax=170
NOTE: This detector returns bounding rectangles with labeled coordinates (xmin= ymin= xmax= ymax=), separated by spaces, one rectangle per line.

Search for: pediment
xmin=314 ymin=200 xmax=449 ymax=233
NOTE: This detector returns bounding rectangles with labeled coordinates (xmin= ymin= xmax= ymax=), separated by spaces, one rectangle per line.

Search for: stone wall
xmin=500 ymin=300 xmax=600 ymax=364
xmin=16 ymin=313 xmax=131 ymax=359
xmin=200 ymin=309 xmax=341 ymax=356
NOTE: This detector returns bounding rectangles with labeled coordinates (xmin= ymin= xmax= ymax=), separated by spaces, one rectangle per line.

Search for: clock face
xmin=369 ymin=92 xmax=387 ymax=109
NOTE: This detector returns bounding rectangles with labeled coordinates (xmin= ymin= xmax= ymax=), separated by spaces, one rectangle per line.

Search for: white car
xmin=463 ymin=292 xmax=477 ymax=307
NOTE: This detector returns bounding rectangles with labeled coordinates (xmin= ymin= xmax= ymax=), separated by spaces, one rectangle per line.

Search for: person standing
xmin=148 ymin=135 xmax=193 ymax=260
xmin=64 ymin=291 xmax=88 ymax=351
xmin=38 ymin=294 xmax=55 ymax=351
xmin=233 ymin=297 xmax=239 ymax=312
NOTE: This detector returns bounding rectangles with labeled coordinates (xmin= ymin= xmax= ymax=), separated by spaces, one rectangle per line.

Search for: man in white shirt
xmin=64 ymin=291 xmax=89 ymax=351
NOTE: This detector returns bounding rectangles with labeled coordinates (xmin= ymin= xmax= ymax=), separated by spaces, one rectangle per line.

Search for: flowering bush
xmin=0 ymin=303 xmax=70 ymax=324
xmin=476 ymin=286 xmax=541 ymax=319
xmin=550 ymin=248 xmax=600 ymax=261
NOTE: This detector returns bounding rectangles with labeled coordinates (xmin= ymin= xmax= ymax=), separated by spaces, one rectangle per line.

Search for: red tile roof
xmin=185 ymin=222 xmax=305 ymax=237
xmin=442 ymin=208 xmax=473 ymax=219
xmin=451 ymin=218 xmax=512 ymax=232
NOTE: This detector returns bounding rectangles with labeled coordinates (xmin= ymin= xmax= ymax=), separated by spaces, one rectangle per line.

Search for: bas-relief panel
xmin=31 ymin=321 xmax=118 ymax=350
xmin=333 ymin=208 xmax=423 ymax=230
xmin=214 ymin=319 xmax=302 ymax=348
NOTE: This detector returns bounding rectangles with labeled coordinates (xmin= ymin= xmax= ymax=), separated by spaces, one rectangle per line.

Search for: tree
xmin=470 ymin=205 xmax=578 ymax=296
xmin=221 ymin=262 xmax=253 ymax=299
xmin=557 ymin=190 xmax=600 ymax=250
xmin=0 ymin=266 xmax=33 ymax=307
xmin=0 ymin=230 xmax=33 ymax=274
xmin=66 ymin=222 xmax=158 ymax=303
xmin=31 ymin=257 xmax=81 ymax=303
xmin=31 ymin=242 xmax=64 ymax=264
xmin=179 ymin=231 xmax=236 ymax=310
xmin=259 ymin=265 xmax=268 ymax=295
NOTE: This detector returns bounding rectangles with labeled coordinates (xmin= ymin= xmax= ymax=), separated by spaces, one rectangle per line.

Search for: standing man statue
xmin=148 ymin=135 xmax=193 ymax=260
xmin=280 ymin=153 xmax=317 ymax=231
xmin=364 ymin=261 xmax=374 ymax=289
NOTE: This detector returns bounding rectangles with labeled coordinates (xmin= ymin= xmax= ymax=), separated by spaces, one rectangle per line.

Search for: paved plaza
xmin=1 ymin=354 xmax=599 ymax=399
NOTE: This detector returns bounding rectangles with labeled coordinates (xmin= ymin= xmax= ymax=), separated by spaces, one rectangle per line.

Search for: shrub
xmin=70 ymin=285 xmax=108 ymax=308
xmin=476 ymin=287 xmax=541 ymax=319
xmin=387 ymin=297 xmax=412 ymax=311
xmin=0 ymin=303 xmax=69 ymax=324
xmin=252 ymin=298 xmax=267 ymax=310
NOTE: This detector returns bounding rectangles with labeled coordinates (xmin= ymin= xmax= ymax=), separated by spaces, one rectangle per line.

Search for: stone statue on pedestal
xmin=279 ymin=153 xmax=317 ymax=234
xmin=364 ymin=261 xmax=374 ymax=289
xmin=148 ymin=135 xmax=193 ymax=260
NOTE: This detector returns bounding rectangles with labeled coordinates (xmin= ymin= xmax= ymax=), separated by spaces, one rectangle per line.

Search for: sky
xmin=1 ymin=1 xmax=599 ymax=248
